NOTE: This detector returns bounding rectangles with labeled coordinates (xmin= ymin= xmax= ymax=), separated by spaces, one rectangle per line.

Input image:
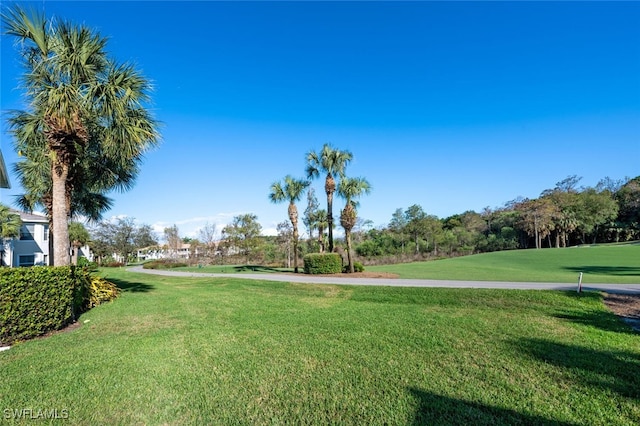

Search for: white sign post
xmin=577 ymin=272 xmax=583 ymax=293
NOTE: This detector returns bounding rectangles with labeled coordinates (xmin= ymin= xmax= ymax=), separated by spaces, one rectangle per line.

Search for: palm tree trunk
xmin=292 ymin=227 xmax=299 ymax=273
xmin=345 ymin=229 xmax=354 ymax=273
xmin=327 ymin=192 xmax=334 ymax=253
xmin=288 ymin=202 xmax=300 ymax=273
xmin=326 ymin=174 xmax=335 ymax=253
xmin=52 ymin=162 xmax=70 ymax=266
xmin=71 ymin=243 xmax=79 ymax=265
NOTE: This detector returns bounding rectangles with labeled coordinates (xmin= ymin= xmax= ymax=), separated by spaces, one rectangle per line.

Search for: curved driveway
xmin=127 ymin=265 xmax=640 ymax=294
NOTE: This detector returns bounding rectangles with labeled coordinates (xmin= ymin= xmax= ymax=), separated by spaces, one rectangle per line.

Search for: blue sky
xmin=1 ymin=1 xmax=639 ymax=240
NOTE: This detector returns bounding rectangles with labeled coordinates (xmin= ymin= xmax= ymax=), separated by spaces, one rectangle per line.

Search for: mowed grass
xmin=1 ymin=269 xmax=639 ymax=425
xmin=367 ymin=243 xmax=640 ymax=283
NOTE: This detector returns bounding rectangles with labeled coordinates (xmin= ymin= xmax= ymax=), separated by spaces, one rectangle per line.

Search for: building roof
xmin=10 ymin=209 xmax=49 ymax=223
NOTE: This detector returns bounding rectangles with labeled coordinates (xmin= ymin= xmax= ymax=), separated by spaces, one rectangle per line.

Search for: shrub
xmin=0 ymin=267 xmax=87 ymax=345
xmin=77 ymin=257 xmax=98 ymax=270
xmin=86 ymin=276 xmax=120 ymax=308
xmin=104 ymin=261 xmax=125 ymax=268
xmin=0 ymin=267 xmax=120 ymax=345
xmin=143 ymin=259 xmax=188 ymax=269
xmin=303 ymin=253 xmax=342 ymax=274
xmin=343 ymin=261 xmax=365 ymax=273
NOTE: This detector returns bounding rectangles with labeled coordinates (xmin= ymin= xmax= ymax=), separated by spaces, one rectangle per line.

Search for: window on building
xmin=20 ymin=224 xmax=34 ymax=240
xmin=43 ymin=255 xmax=48 ymax=266
xmin=44 ymin=226 xmax=49 ymax=241
xmin=19 ymin=255 xmax=35 ymax=267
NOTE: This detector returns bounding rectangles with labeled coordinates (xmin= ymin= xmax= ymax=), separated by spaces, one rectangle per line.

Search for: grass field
xmin=1 ymin=268 xmax=638 ymax=424
xmin=366 ymin=244 xmax=640 ymax=283
xmin=177 ymin=244 xmax=640 ymax=284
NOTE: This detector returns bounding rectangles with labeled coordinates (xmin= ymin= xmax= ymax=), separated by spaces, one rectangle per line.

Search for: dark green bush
xmin=343 ymin=261 xmax=365 ymax=273
xmin=303 ymin=253 xmax=342 ymax=274
xmin=0 ymin=267 xmax=88 ymax=345
xmin=143 ymin=259 xmax=188 ymax=269
xmin=77 ymin=257 xmax=98 ymax=270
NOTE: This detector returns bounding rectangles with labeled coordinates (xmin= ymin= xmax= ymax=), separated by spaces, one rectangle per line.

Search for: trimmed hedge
xmin=303 ymin=253 xmax=343 ymax=274
xmin=143 ymin=259 xmax=188 ymax=269
xmin=0 ymin=267 xmax=119 ymax=345
xmin=0 ymin=267 xmax=85 ymax=344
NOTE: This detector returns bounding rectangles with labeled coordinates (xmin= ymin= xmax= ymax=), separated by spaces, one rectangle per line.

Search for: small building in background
xmin=2 ymin=210 xmax=50 ymax=267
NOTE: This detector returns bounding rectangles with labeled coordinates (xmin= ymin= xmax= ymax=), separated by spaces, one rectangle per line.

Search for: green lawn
xmin=366 ymin=244 xmax=640 ymax=283
xmin=1 ymin=269 xmax=638 ymax=424
xmin=177 ymin=244 xmax=640 ymax=284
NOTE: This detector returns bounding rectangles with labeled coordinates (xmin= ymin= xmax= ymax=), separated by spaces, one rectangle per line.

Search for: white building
xmin=2 ymin=210 xmax=50 ymax=267
xmin=137 ymin=243 xmax=198 ymax=261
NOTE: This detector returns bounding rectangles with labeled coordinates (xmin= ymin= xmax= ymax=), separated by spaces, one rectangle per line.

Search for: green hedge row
xmin=143 ymin=259 xmax=188 ymax=269
xmin=1 ymin=267 xmax=93 ymax=345
xmin=303 ymin=253 xmax=343 ymax=274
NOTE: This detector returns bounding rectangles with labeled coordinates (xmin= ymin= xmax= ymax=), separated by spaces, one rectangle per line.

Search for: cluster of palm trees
xmin=269 ymin=144 xmax=371 ymax=273
xmin=2 ymin=6 xmax=159 ymax=266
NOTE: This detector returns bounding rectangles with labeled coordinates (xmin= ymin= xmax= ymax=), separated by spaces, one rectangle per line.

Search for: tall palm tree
xmin=306 ymin=144 xmax=353 ymax=253
xmin=3 ymin=7 xmax=159 ymax=265
xmin=269 ymin=176 xmax=310 ymax=273
xmin=338 ymin=177 xmax=371 ymax=273
xmin=0 ymin=205 xmax=22 ymax=267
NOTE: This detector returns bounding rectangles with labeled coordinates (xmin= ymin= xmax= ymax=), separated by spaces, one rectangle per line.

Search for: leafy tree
xmin=68 ymin=221 xmax=90 ymax=265
xmin=615 ymin=176 xmax=640 ymax=241
xmin=269 ymin=175 xmax=310 ymax=273
xmin=389 ymin=208 xmax=408 ymax=254
xmin=515 ymin=198 xmax=557 ymax=249
xmin=423 ymin=214 xmax=444 ymax=255
xmin=404 ymin=205 xmax=428 ymax=254
xmin=575 ymin=188 xmax=618 ymax=244
xmin=222 ymin=214 xmax=262 ymax=264
xmin=3 ymin=7 xmax=159 ymax=265
xmin=90 ymin=217 xmax=155 ymax=264
xmin=134 ymin=224 xmax=158 ymax=249
xmin=306 ymin=144 xmax=353 ymax=253
xmin=338 ymin=176 xmax=371 ymax=273
xmin=0 ymin=205 xmax=22 ymax=266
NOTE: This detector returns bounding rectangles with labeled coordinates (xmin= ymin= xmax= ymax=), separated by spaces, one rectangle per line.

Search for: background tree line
xmin=83 ymin=174 xmax=637 ymax=268
xmin=352 ymin=175 xmax=639 ymax=263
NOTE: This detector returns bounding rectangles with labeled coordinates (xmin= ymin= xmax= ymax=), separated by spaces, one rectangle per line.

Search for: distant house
xmin=2 ymin=210 xmax=50 ymax=267
xmin=137 ymin=243 xmax=198 ymax=261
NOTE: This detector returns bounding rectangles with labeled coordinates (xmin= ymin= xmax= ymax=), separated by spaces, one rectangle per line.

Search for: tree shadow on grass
xmin=552 ymin=291 xmax=637 ymax=334
xmin=232 ymin=265 xmax=289 ymax=273
xmin=408 ymin=388 xmax=574 ymax=426
xmin=108 ymin=277 xmax=154 ymax=293
xmin=563 ymin=266 xmax=640 ymax=277
xmin=511 ymin=338 xmax=640 ymax=399
xmin=553 ymin=310 xmax=638 ymax=335
xmin=553 ymin=291 xmax=638 ymax=336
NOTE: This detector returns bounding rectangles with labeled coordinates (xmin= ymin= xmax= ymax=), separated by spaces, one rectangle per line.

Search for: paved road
xmin=126 ymin=265 xmax=640 ymax=294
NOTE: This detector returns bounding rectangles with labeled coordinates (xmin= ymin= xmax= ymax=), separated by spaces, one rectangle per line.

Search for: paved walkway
xmin=126 ymin=265 xmax=640 ymax=294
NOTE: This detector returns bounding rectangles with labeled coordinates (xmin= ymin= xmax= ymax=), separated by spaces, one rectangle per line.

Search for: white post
xmin=577 ymin=272 xmax=583 ymax=293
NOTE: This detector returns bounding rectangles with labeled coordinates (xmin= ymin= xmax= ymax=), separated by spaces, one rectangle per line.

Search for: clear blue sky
xmin=1 ymin=1 xmax=639 ymax=240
